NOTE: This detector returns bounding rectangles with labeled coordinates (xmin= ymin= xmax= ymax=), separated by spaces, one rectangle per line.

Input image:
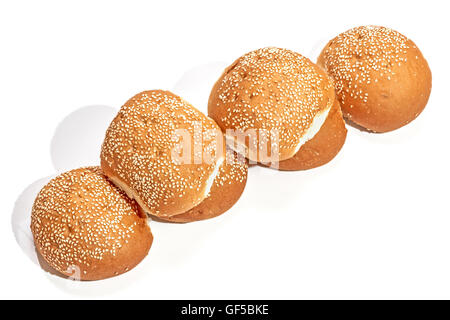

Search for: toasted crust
xmin=159 ymin=149 xmax=248 ymax=223
xmin=30 ymin=167 xmax=153 ymax=281
xmin=270 ymin=99 xmax=347 ymax=171
xmin=101 ymin=90 xmax=225 ymax=217
xmin=318 ymin=26 xmax=432 ymax=133
xmin=208 ymin=47 xmax=335 ymax=162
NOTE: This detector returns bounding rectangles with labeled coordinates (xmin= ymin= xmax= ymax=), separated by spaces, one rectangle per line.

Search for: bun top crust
xmin=208 ymin=47 xmax=335 ymax=162
xmin=317 ymin=25 xmax=432 ymax=132
xmin=31 ymin=167 xmax=152 ymax=281
xmin=101 ymin=90 xmax=224 ymax=217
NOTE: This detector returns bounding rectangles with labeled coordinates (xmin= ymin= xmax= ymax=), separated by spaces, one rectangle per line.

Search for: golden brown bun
xmin=159 ymin=149 xmax=248 ymax=223
xmin=208 ymin=47 xmax=335 ymax=163
xmin=101 ymin=90 xmax=225 ymax=217
xmin=31 ymin=167 xmax=153 ymax=281
xmin=318 ymin=25 xmax=432 ymax=133
xmin=268 ymin=99 xmax=347 ymax=171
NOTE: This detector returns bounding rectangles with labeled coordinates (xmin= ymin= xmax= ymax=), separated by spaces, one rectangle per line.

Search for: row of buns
xmin=31 ymin=25 xmax=431 ymax=280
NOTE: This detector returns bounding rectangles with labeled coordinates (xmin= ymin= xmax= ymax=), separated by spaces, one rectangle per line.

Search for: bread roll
xmin=31 ymin=167 xmax=153 ymax=281
xmin=208 ymin=47 xmax=336 ymax=165
xmin=101 ymin=90 xmax=225 ymax=218
xmin=318 ymin=25 xmax=432 ymax=132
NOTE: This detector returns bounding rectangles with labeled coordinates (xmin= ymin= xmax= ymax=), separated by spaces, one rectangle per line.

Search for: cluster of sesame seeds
xmin=31 ymin=167 xmax=145 ymax=276
xmin=101 ymin=90 xmax=223 ymax=216
xmin=213 ymin=47 xmax=334 ymax=154
xmin=320 ymin=26 xmax=410 ymax=107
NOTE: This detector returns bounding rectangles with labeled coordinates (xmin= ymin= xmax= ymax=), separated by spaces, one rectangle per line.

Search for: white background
xmin=1 ymin=0 xmax=449 ymax=299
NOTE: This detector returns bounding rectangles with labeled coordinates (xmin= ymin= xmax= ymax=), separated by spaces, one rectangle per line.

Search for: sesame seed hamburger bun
xmin=265 ymin=98 xmax=347 ymax=171
xmin=208 ymin=47 xmax=336 ymax=164
xmin=31 ymin=167 xmax=153 ymax=281
xmin=317 ymin=25 xmax=432 ymax=133
xmin=101 ymin=90 xmax=227 ymax=218
xmin=159 ymin=148 xmax=248 ymax=223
